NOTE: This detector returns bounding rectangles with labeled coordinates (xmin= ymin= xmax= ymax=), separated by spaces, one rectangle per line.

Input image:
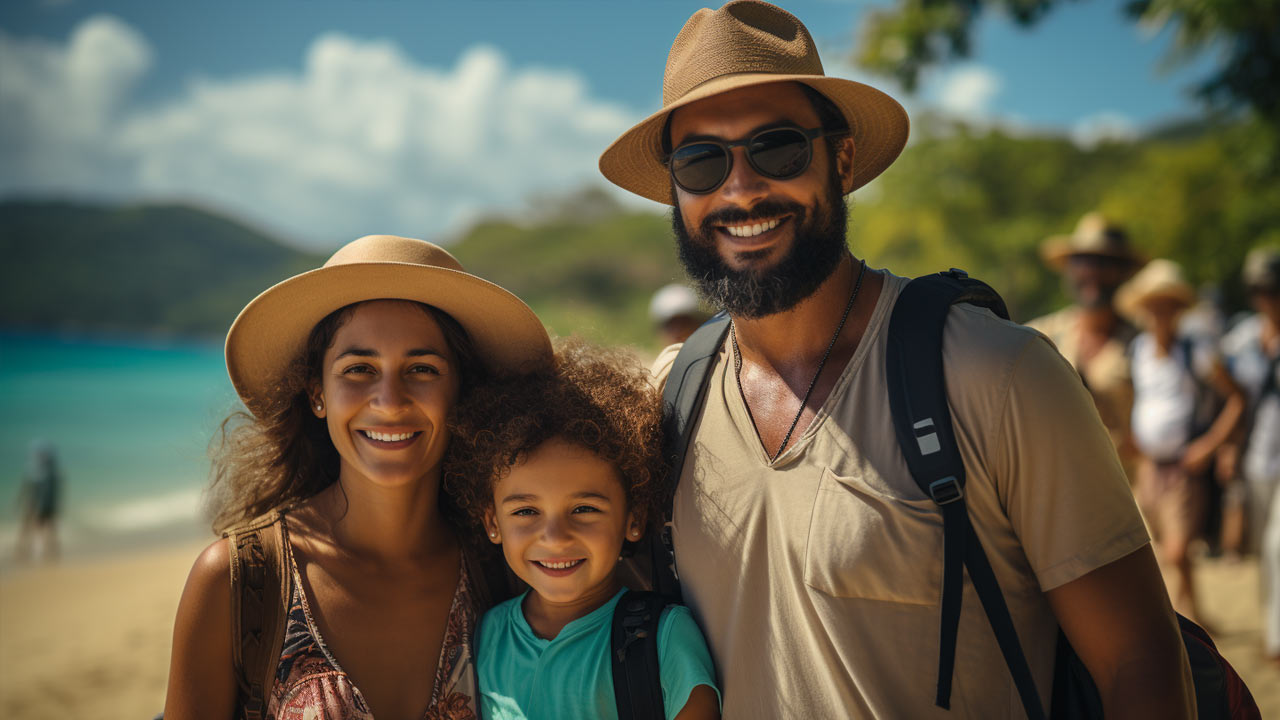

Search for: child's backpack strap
xmin=654 ymin=312 xmax=730 ymax=601
xmin=610 ymin=590 xmax=667 ymax=720
xmin=225 ymin=510 xmax=289 ymax=720
xmin=885 ymin=270 xmax=1048 ymax=720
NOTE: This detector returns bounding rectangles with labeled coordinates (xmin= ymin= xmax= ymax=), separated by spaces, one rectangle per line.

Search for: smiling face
xmin=669 ymin=82 xmax=855 ymax=318
xmin=483 ymin=437 xmax=642 ymax=607
xmin=312 ymin=300 xmax=462 ymax=490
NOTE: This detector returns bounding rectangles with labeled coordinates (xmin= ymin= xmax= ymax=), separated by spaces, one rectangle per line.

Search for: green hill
xmin=0 ymin=200 xmax=325 ymax=337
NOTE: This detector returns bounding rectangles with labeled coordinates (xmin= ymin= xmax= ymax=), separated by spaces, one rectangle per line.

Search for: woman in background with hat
xmin=1119 ymin=258 xmax=1244 ymax=627
xmin=1027 ymin=212 xmax=1145 ymax=480
xmin=164 ymin=235 xmax=551 ymax=720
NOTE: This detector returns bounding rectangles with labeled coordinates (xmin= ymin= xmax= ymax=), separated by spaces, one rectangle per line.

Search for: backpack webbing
xmin=884 ymin=270 xmax=1048 ymax=719
xmin=654 ymin=311 xmax=731 ymax=602
xmin=227 ymin=512 xmax=289 ymax=720
xmin=610 ymin=590 xmax=668 ymax=720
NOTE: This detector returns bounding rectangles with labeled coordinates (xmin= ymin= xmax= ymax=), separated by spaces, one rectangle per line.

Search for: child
xmin=445 ymin=341 xmax=721 ymax=720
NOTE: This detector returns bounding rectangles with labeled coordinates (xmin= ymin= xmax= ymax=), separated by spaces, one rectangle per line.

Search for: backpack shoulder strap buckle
xmin=928 ymin=476 xmax=964 ymax=505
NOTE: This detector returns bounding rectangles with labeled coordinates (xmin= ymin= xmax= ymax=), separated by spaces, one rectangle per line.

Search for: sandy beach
xmin=1 ymin=543 xmax=1276 ymax=719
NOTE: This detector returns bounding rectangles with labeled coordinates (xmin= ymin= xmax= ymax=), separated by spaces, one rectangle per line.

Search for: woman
xmin=164 ymin=234 xmax=551 ymax=720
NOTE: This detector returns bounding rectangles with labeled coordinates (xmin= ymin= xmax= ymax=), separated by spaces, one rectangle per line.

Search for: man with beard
xmin=599 ymin=2 xmax=1192 ymax=718
xmin=1028 ymin=213 xmax=1146 ymax=480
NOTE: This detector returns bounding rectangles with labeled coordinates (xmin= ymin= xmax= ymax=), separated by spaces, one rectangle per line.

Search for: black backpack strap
xmin=611 ymin=590 xmax=667 ymax=720
xmin=653 ymin=312 xmax=731 ymax=601
xmin=886 ymin=270 xmax=1046 ymax=720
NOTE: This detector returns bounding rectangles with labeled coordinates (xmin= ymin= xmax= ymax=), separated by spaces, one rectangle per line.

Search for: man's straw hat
xmin=1116 ymin=258 xmax=1197 ymax=318
xmin=599 ymin=0 xmax=909 ymax=205
xmin=1041 ymin=212 xmax=1145 ymax=272
xmin=226 ymin=235 xmax=551 ymax=414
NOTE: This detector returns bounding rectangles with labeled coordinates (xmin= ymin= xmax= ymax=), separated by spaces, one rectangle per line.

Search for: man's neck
xmin=731 ymin=253 xmax=882 ymax=375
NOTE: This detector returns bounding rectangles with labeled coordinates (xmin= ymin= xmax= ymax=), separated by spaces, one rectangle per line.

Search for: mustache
xmin=698 ymin=199 xmax=807 ymax=237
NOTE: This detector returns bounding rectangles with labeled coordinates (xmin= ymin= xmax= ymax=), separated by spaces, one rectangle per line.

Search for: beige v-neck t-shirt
xmin=651 ymin=271 xmax=1150 ymax=719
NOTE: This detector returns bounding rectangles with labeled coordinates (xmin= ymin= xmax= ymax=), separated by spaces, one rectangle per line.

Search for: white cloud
xmin=935 ymin=64 xmax=1002 ymax=120
xmin=0 ymin=17 xmax=641 ymax=248
xmin=1070 ymin=112 xmax=1139 ymax=149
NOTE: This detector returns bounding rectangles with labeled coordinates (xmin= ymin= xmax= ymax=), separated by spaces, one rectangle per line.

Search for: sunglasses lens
xmin=671 ymin=142 xmax=729 ymax=193
xmin=749 ymin=128 xmax=811 ymax=178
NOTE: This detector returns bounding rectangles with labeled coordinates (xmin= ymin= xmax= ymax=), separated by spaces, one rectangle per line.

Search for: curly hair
xmin=443 ymin=339 xmax=668 ymax=535
xmin=208 ymin=300 xmax=482 ymax=534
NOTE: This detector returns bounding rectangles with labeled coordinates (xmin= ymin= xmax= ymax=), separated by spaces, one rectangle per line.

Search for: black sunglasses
xmin=666 ymin=126 xmax=833 ymax=195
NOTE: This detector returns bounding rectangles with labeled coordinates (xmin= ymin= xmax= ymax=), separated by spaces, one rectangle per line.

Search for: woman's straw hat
xmin=226 ymin=235 xmax=551 ymax=412
xmin=1116 ymin=258 xmax=1197 ymax=318
xmin=1040 ymin=212 xmax=1145 ymax=273
xmin=599 ymin=0 xmax=909 ymax=205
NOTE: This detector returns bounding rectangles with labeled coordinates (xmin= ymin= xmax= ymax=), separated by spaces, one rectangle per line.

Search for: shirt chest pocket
xmin=804 ymin=467 xmax=944 ymax=605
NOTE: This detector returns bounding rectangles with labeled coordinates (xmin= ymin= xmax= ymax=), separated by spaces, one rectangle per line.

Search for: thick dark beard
xmin=671 ymin=183 xmax=849 ymax=319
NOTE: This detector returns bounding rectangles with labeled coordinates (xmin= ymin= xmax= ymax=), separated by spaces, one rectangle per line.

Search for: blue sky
xmin=0 ymin=0 xmax=1219 ymax=249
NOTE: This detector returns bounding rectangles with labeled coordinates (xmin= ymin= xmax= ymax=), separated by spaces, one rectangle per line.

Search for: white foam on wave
xmin=85 ymin=487 xmax=204 ymax=533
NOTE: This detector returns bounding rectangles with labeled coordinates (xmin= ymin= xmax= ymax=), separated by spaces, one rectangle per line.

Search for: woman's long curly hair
xmin=443 ymin=339 xmax=668 ymax=536
xmin=208 ymin=300 xmax=482 ymax=534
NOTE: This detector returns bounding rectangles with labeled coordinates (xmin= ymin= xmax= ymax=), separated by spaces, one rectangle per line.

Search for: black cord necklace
xmin=732 ymin=257 xmax=867 ymax=462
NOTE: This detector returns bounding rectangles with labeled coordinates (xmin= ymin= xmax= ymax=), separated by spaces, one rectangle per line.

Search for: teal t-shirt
xmin=478 ymin=588 xmax=720 ymax=720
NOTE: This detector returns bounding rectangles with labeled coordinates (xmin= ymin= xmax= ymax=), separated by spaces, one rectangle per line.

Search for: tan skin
xmin=482 ymin=439 xmax=719 ymax=720
xmin=165 ymin=300 xmax=466 ymax=720
xmin=670 ymin=81 xmax=1194 ymax=719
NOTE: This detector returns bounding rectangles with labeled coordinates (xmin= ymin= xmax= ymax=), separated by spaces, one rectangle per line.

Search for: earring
xmin=489 ymin=531 xmax=497 ymax=538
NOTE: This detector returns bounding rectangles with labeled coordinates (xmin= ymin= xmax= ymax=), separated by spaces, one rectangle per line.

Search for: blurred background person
xmin=14 ymin=439 xmax=61 ymax=564
xmin=1028 ymin=212 xmax=1145 ymax=480
xmin=649 ymin=283 xmax=709 ymax=347
xmin=1120 ymin=259 xmax=1245 ymax=626
xmin=1221 ymin=247 xmax=1280 ymax=663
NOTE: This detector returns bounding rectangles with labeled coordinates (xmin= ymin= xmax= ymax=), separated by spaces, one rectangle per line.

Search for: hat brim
xmin=226 ymin=262 xmax=551 ymax=412
xmin=1117 ymin=283 xmax=1197 ymax=318
xmin=1040 ymin=236 xmax=1146 ymax=274
xmin=599 ymin=74 xmax=909 ymax=205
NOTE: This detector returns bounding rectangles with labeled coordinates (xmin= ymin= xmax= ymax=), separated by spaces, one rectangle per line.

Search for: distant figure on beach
xmin=164 ymin=235 xmax=551 ymax=719
xmin=1027 ymin=212 xmax=1145 ymax=480
xmin=1221 ymin=247 xmax=1280 ymax=663
xmin=650 ymin=283 xmax=709 ymax=346
xmin=1119 ymin=259 xmax=1245 ymax=626
xmin=15 ymin=439 xmax=61 ymax=564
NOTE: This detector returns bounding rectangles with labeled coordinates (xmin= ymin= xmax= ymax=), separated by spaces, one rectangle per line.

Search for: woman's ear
xmin=309 ymin=383 xmax=326 ymax=419
xmin=483 ymin=509 xmax=501 ymax=544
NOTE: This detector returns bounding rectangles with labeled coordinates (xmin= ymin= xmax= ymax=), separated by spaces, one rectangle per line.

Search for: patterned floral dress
xmin=265 ymin=518 xmax=479 ymax=720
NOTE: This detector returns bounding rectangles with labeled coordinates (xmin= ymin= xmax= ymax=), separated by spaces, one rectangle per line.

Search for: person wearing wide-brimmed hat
xmin=649 ymin=282 xmax=709 ymax=346
xmin=1119 ymin=259 xmax=1244 ymax=628
xmin=602 ymin=2 xmax=1192 ymax=717
xmin=165 ymin=235 xmax=550 ymax=719
xmin=1028 ymin=212 xmax=1146 ymax=479
xmin=1221 ymin=247 xmax=1280 ymax=662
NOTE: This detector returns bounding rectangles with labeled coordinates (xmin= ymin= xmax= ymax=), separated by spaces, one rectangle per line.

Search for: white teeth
xmin=537 ymin=559 xmax=583 ymax=570
xmin=364 ymin=430 xmax=415 ymax=442
xmin=724 ymin=218 xmax=782 ymax=238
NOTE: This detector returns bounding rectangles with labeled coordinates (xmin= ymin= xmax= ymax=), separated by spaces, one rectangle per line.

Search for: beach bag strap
xmin=611 ymin=590 xmax=667 ymax=720
xmin=227 ymin=511 xmax=289 ymax=720
xmin=885 ymin=270 xmax=1048 ymax=719
xmin=654 ymin=311 xmax=730 ymax=602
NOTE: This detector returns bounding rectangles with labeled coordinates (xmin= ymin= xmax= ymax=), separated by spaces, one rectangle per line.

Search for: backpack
xmin=225 ymin=513 xmax=671 ymax=720
xmin=657 ymin=269 xmax=1261 ymax=720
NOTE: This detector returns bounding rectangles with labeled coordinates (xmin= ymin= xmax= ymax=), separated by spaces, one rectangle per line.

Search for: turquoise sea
xmin=0 ymin=332 xmax=237 ymax=564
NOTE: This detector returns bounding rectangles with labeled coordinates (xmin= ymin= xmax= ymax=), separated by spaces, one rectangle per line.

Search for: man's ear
xmin=836 ymin=135 xmax=857 ymax=195
xmin=483 ymin=509 xmax=502 ymax=544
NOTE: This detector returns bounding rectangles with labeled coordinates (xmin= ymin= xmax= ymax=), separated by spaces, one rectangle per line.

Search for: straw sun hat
xmin=1116 ymin=258 xmax=1197 ymax=318
xmin=599 ymin=0 xmax=909 ymax=205
xmin=226 ymin=234 xmax=552 ymax=413
xmin=1040 ymin=212 xmax=1145 ymax=274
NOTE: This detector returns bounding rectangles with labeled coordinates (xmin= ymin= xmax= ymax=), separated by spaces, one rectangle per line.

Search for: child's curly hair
xmin=444 ymin=338 xmax=668 ymax=533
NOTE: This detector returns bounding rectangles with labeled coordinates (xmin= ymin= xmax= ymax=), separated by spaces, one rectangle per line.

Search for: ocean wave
xmin=84 ymin=488 xmax=205 ymax=533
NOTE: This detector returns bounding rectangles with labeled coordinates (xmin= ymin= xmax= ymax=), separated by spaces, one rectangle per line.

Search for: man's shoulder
xmin=649 ymin=342 xmax=683 ymax=387
xmin=1024 ymin=305 xmax=1076 ymax=338
xmin=938 ymin=298 xmax=1051 ymax=379
xmin=1221 ymin=313 xmax=1262 ymax=357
